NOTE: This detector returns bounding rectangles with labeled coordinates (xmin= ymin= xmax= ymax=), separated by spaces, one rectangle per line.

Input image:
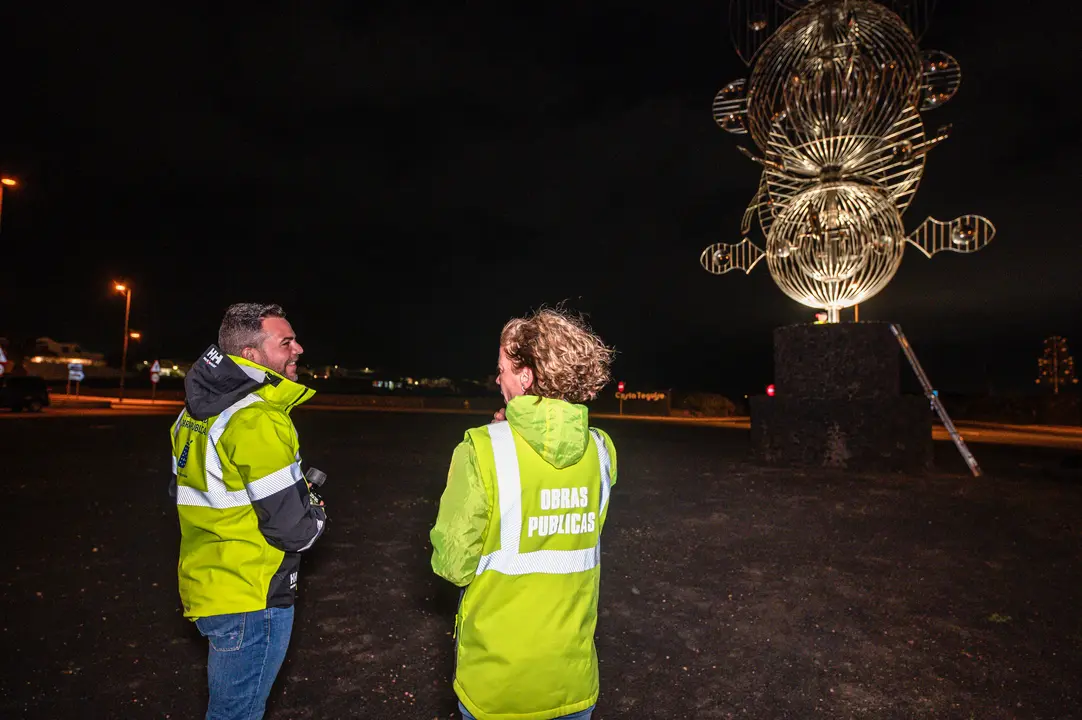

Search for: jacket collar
xmin=231 ymin=355 xmax=315 ymax=412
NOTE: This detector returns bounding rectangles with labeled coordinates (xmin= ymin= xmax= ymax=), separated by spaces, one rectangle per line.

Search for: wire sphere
xmin=702 ymin=0 xmax=994 ymax=318
xmin=747 ymin=0 xmax=922 ymax=157
xmin=764 ymin=103 xmax=927 ymax=218
xmin=766 ymin=180 xmax=905 ymax=311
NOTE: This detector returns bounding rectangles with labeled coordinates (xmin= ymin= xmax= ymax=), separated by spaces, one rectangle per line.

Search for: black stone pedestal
xmin=750 ymin=395 xmax=932 ymax=472
xmin=750 ymin=321 xmax=932 ymax=473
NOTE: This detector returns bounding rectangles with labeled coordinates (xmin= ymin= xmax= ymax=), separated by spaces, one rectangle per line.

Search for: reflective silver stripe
xmin=247 ymin=462 xmax=305 ymax=502
xmin=237 ymin=364 xmax=269 ymax=383
xmin=177 ymin=394 xmax=263 ymax=508
xmin=591 ymin=429 xmax=612 ymax=515
xmin=297 ymin=518 xmax=325 ymax=552
xmin=176 ymin=484 xmax=249 ymax=509
xmin=475 ymin=422 xmax=610 ymax=576
xmin=492 ymin=422 xmax=522 ymax=555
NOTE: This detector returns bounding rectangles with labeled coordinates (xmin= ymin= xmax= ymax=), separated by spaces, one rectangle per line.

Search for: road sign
xmin=68 ymin=363 xmax=85 ymax=382
xmin=0 ymin=346 xmax=6 ymax=376
xmin=150 ymin=372 xmax=160 ymax=384
xmin=150 ymin=360 xmax=161 ymax=373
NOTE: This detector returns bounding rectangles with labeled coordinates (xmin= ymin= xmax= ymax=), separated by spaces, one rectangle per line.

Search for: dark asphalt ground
xmin=1 ymin=410 xmax=1080 ymax=719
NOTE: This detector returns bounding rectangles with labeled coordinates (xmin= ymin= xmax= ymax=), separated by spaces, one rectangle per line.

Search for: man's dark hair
xmin=218 ymin=303 xmax=286 ymax=355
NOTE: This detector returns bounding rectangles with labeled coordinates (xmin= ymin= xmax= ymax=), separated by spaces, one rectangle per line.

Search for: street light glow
xmin=0 ymin=177 xmax=20 ymax=234
xmin=129 ymin=331 xmax=142 ymax=340
xmin=113 ymin=280 xmax=133 ymax=401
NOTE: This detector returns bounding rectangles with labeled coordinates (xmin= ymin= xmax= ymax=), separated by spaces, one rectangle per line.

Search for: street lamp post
xmin=0 ymin=177 xmax=18 ymax=234
xmin=115 ymin=282 xmax=132 ymax=402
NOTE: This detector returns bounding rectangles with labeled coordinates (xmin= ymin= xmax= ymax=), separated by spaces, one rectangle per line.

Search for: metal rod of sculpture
xmin=701 ymin=0 xmax=995 ymax=321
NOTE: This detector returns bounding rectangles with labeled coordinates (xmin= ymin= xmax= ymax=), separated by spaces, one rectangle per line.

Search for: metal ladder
xmin=889 ymin=324 xmax=982 ymax=477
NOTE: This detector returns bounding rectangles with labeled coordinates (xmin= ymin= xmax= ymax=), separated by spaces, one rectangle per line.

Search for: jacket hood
xmin=183 ymin=344 xmax=314 ymax=420
xmin=505 ymin=395 xmax=590 ymax=469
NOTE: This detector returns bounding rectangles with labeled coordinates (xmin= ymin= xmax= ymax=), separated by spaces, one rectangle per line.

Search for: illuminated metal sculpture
xmin=701 ymin=0 xmax=995 ymax=321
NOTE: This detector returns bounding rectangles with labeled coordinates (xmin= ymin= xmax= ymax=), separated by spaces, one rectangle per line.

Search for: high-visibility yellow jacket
xmin=170 ymin=345 xmax=326 ymax=619
xmin=431 ymin=395 xmax=618 ymax=720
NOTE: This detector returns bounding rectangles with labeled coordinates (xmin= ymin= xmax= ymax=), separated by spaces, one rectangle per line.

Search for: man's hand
xmin=492 ymin=407 xmax=506 ymax=423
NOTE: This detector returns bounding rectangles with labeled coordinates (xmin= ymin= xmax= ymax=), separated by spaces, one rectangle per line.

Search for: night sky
xmin=2 ymin=3 xmax=1079 ymax=396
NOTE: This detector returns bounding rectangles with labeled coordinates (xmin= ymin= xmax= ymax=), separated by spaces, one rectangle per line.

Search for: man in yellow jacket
xmin=431 ymin=309 xmax=617 ymax=720
xmin=170 ymin=302 xmax=327 ymax=720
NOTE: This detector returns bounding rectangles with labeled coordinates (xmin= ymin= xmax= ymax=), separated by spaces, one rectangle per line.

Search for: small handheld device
xmin=305 ymin=467 xmax=328 ymax=507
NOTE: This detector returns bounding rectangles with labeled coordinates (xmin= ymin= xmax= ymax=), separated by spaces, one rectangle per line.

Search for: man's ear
xmin=240 ymin=347 xmax=258 ymax=363
xmin=521 ymin=367 xmax=535 ymax=392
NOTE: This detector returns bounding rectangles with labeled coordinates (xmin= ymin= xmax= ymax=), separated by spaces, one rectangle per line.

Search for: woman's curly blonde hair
xmin=500 ymin=307 xmax=614 ymax=404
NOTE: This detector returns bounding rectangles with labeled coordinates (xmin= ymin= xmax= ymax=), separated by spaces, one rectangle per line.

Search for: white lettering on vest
xmin=475 ymin=423 xmax=611 ymax=576
xmin=538 ymin=486 xmax=588 ymax=510
xmin=526 ymin=508 xmax=598 ymax=537
xmin=527 ymin=487 xmax=594 ymax=537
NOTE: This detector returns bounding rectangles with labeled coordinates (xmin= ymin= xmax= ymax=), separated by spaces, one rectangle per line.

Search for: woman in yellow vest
xmin=431 ymin=308 xmax=618 ymax=720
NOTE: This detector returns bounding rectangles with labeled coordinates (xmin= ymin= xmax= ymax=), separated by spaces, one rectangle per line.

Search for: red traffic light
xmin=766 ymin=384 xmax=776 ymax=397
xmin=617 ymin=381 xmax=626 ymax=393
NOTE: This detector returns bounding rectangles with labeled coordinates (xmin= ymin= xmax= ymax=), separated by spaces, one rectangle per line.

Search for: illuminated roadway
xmin=4 ymin=394 xmax=1081 ymax=451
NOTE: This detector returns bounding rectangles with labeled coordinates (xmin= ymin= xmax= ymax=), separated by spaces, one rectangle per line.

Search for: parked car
xmin=0 ymin=375 xmax=51 ymax=412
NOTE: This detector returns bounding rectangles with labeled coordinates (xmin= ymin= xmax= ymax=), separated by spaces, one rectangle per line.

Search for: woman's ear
xmin=520 ymin=367 xmax=535 ymax=393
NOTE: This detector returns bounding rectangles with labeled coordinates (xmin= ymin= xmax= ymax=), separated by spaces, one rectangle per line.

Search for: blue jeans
xmin=459 ymin=702 xmax=594 ymax=720
xmin=195 ymin=606 xmax=295 ymax=720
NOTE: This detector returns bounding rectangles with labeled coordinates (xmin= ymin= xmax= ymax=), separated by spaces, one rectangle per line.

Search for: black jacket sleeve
xmin=252 ymin=481 xmax=326 ymax=552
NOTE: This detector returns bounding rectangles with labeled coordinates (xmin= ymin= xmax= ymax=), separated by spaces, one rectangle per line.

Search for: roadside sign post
xmin=68 ymin=362 xmax=85 ymax=397
xmin=150 ymin=360 xmax=161 ymax=403
xmin=0 ymin=346 xmax=7 ymax=377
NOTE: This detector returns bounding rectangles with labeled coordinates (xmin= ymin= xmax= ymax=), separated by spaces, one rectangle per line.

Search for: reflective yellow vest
xmin=436 ymin=396 xmax=616 ymax=720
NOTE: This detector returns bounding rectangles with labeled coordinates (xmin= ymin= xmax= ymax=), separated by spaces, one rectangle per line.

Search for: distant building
xmin=25 ymin=337 xmax=111 ymax=379
xmin=418 ymin=377 xmax=455 ymax=389
xmin=137 ymin=359 xmax=191 ymax=378
xmin=304 ymin=364 xmax=377 ymax=380
xmin=31 ymin=337 xmax=107 ymax=363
